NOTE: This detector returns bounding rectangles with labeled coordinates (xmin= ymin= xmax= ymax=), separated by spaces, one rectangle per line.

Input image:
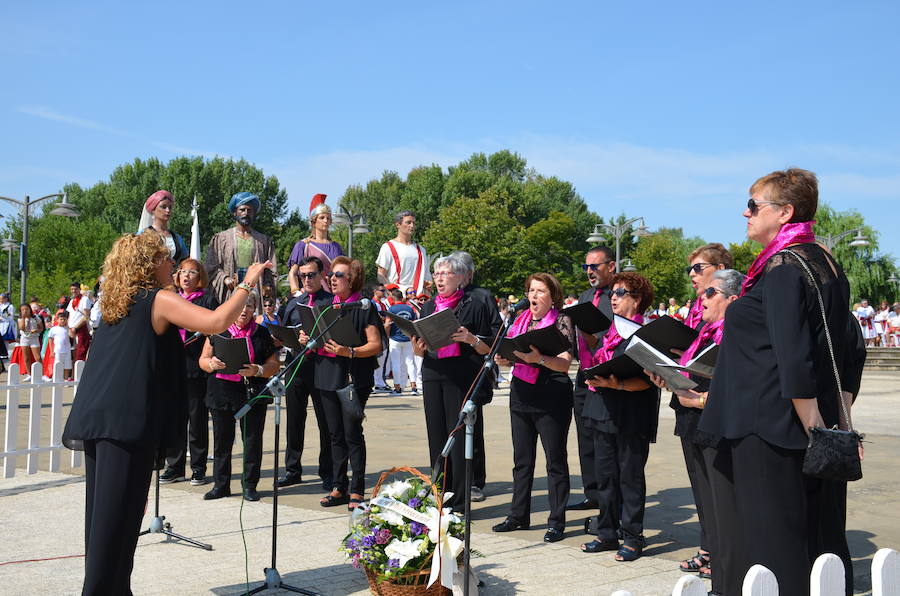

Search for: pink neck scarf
xmin=678 ymin=318 xmax=724 ymax=377
xmin=508 ymin=308 xmax=559 ymax=384
xmin=216 ymin=320 xmax=257 ymax=382
xmin=435 ymin=289 xmax=464 ymax=359
xmin=178 ymin=288 xmax=206 ymax=342
xmin=577 ymin=288 xmax=605 ymax=369
xmin=741 ymin=221 xmax=816 ymax=295
xmin=684 ymin=295 xmax=704 ymax=329
xmin=593 ymin=313 xmax=644 ymax=365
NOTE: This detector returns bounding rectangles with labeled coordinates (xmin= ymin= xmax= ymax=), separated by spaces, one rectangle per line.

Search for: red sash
xmin=387 ymin=241 xmax=424 ymax=292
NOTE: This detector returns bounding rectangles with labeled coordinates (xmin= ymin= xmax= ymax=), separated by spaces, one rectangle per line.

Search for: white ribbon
xmin=425 ymin=505 xmax=464 ymax=589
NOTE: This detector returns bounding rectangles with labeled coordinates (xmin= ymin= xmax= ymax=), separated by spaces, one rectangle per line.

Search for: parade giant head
xmin=228 ymin=192 xmax=261 ymax=227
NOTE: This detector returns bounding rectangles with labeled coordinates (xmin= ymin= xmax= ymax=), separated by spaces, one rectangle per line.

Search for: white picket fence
xmin=1 ymin=360 xmax=85 ymax=477
xmin=611 ymin=548 xmax=900 ymax=595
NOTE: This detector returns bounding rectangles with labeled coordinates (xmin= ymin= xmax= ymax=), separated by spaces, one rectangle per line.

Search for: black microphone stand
xmin=431 ymin=308 xmax=519 ymax=596
xmin=139 ymin=463 xmax=214 ymax=550
xmin=231 ymin=312 xmax=346 ymax=595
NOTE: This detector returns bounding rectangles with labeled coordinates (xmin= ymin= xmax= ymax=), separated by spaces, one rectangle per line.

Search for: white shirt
xmin=49 ymin=325 xmax=71 ymax=355
xmin=66 ymin=295 xmax=93 ymax=328
xmin=376 ymin=240 xmax=432 ymax=293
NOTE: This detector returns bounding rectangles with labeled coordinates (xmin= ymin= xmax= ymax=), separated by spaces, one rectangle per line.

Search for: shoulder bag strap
xmin=781 ymin=248 xmax=852 ymax=432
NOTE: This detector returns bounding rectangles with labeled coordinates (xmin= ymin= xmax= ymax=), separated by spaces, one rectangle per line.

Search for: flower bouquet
xmin=341 ymin=466 xmax=465 ymax=596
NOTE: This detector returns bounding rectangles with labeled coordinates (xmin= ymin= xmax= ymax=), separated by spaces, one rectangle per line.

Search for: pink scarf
xmin=684 ymin=296 xmax=703 ymax=329
xmin=178 ymin=288 xmax=205 ymax=342
xmin=741 ymin=221 xmax=816 ymax=295
xmin=216 ymin=320 xmax=256 ymax=382
xmin=679 ymin=318 xmax=724 ymax=377
xmin=593 ymin=313 xmax=644 ymax=365
xmin=577 ymin=289 xmax=604 ymax=370
xmin=434 ymin=289 xmax=464 ymax=359
xmin=507 ymin=308 xmax=559 ymax=384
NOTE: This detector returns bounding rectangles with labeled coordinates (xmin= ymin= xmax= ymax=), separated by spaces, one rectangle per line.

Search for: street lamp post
xmin=1 ymin=239 xmax=19 ymax=296
xmin=332 ymin=207 xmax=370 ymax=258
xmin=586 ymin=216 xmax=652 ymax=272
xmin=816 ymin=228 xmax=870 ymax=251
xmin=0 ymin=193 xmax=80 ymax=304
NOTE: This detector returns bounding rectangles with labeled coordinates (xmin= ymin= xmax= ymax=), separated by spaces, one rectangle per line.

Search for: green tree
xmin=630 ymin=228 xmax=695 ymax=305
xmin=727 ymin=239 xmax=760 ymax=275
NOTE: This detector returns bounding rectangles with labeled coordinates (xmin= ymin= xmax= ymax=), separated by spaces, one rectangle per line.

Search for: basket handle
xmin=371 ymin=466 xmax=443 ymax=509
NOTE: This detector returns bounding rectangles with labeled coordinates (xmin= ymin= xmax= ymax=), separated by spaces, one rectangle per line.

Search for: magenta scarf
xmin=741 ymin=221 xmax=816 ymax=295
xmin=434 ymin=289 xmax=464 ymax=359
xmin=178 ymin=288 xmax=205 ymax=342
xmin=216 ymin=320 xmax=256 ymax=382
xmin=684 ymin=295 xmax=703 ymax=329
xmin=679 ymin=318 xmax=724 ymax=377
xmin=593 ymin=313 xmax=644 ymax=365
xmin=577 ymin=289 xmax=604 ymax=370
xmin=507 ymin=308 xmax=559 ymax=384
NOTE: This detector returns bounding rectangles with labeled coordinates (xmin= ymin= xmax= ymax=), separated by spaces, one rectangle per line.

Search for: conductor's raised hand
xmin=243 ymin=261 xmax=274 ymax=287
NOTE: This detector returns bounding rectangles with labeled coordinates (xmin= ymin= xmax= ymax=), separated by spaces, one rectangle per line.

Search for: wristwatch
xmin=255 ymin=364 xmax=264 ymax=377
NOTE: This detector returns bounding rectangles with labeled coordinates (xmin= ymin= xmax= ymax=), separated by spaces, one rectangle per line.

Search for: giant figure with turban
xmin=205 ymin=192 xmax=277 ymax=304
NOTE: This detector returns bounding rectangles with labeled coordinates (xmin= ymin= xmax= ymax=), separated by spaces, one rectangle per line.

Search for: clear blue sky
xmin=3 ymin=1 xmax=899 ymax=259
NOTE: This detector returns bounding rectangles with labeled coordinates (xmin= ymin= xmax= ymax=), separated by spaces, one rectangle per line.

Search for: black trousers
xmin=593 ymin=430 xmax=650 ymax=542
xmin=164 ymin=376 xmax=209 ymax=476
xmin=423 ymin=380 xmax=485 ymax=507
xmin=807 ymin=477 xmax=853 ymax=595
xmin=709 ymin=434 xmax=811 ymax=596
xmin=319 ymin=388 xmax=371 ymax=494
xmin=509 ymin=407 xmax=571 ymax=531
xmin=209 ymin=402 xmax=267 ymax=490
xmin=283 ymin=375 xmax=332 ymax=480
xmin=83 ymin=438 xmax=156 ymax=596
xmin=572 ymin=384 xmax=597 ymax=501
xmin=680 ymin=436 xmax=714 ymax=554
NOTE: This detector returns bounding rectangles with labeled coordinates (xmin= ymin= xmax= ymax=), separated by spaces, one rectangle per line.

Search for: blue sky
xmin=2 ymin=1 xmax=899 ymax=259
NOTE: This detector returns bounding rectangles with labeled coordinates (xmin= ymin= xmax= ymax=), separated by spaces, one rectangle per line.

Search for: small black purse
xmin=337 ymin=381 xmax=365 ymax=423
xmin=783 ymin=250 xmax=863 ymax=482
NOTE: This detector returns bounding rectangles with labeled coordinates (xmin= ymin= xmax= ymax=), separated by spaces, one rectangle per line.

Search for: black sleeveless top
xmin=62 ymin=288 xmax=186 ymax=450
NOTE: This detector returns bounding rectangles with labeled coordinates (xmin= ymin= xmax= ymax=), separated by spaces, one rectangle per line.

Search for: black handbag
xmin=782 ymin=250 xmax=863 ymax=482
xmin=337 ymin=381 xmax=365 ymax=423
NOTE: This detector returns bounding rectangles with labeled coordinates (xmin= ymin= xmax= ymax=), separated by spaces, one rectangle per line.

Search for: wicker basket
xmin=361 ymin=466 xmax=451 ymax=596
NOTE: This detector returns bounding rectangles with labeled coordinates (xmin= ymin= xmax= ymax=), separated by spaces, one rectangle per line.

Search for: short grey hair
xmin=433 ymin=251 xmax=473 ymax=278
xmin=713 ymin=269 xmax=744 ymax=297
xmin=394 ymin=210 xmax=415 ymax=224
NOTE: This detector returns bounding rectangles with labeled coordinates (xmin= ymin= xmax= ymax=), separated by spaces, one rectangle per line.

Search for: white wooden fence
xmin=611 ymin=548 xmax=900 ymax=595
xmin=2 ymin=360 xmax=85 ymax=477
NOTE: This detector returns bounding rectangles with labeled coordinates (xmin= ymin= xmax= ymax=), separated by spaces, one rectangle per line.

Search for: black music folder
xmin=383 ymin=308 xmax=461 ymax=352
xmin=562 ymin=301 xmax=612 ymax=335
xmin=498 ymin=325 xmax=572 ymax=365
xmin=295 ymin=304 xmax=364 ymax=347
xmin=210 ymin=335 xmax=252 ymax=375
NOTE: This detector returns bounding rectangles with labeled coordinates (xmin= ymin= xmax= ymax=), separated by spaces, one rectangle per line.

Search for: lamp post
xmin=816 ymin=228 xmax=870 ymax=251
xmin=1 ymin=239 xmax=19 ymax=296
xmin=332 ymin=207 xmax=370 ymax=258
xmin=0 ymin=193 xmax=80 ymax=304
xmin=586 ymin=217 xmax=652 ymax=272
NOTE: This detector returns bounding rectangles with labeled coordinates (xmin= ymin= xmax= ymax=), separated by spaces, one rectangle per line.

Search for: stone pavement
xmin=1 ymin=370 xmax=898 ymax=595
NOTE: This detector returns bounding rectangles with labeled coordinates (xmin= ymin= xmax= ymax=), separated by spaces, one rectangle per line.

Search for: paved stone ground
xmin=1 ymin=370 xmax=897 ymax=594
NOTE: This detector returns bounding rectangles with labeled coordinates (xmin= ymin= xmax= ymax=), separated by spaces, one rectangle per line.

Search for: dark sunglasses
xmin=703 ymin=287 xmax=725 ymax=299
xmin=685 ymin=262 xmax=714 ymax=275
xmin=325 ymin=271 xmax=347 ymax=279
xmin=263 ymin=302 xmax=274 ymax=307
xmin=747 ymin=198 xmax=781 ymax=216
xmin=298 ymin=272 xmax=319 ymax=280
xmin=581 ymin=261 xmax=613 ymax=272
xmin=611 ymin=288 xmax=634 ymax=297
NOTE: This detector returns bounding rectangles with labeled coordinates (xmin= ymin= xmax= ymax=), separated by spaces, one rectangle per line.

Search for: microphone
xmin=183 ymin=331 xmax=206 ymax=345
xmin=510 ymin=297 xmax=530 ymax=313
xmin=332 ymin=298 xmax=371 ymax=311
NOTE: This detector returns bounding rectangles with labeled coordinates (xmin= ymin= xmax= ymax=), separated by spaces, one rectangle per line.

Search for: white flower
xmin=379 ymin=480 xmax=413 ymax=499
xmin=374 ymin=507 xmax=406 ymax=526
xmin=384 ymin=538 xmax=424 ymax=568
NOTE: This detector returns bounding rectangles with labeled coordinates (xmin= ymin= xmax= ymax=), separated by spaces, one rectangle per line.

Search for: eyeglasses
xmin=685 ymin=263 xmax=714 ymax=275
xmin=581 ymin=261 xmax=613 ymax=272
xmin=611 ymin=288 xmax=634 ymax=298
xmin=433 ymin=271 xmax=457 ymax=277
xmin=179 ymin=270 xmax=201 ymax=277
xmin=747 ymin=198 xmax=781 ymax=216
xmin=325 ymin=271 xmax=346 ymax=279
xmin=263 ymin=302 xmax=274 ymax=307
xmin=703 ymin=287 xmax=726 ymax=299
xmin=297 ymin=272 xmax=319 ymax=280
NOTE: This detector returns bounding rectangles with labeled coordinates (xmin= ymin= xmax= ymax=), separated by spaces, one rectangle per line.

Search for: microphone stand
xmin=231 ymin=311 xmax=347 ymax=595
xmin=139 ymin=464 xmax=214 ymax=550
xmin=431 ymin=308 xmax=520 ymax=596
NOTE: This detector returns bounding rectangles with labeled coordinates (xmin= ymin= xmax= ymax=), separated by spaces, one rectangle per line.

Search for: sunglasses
xmin=581 ymin=261 xmax=613 ymax=272
xmin=263 ymin=302 xmax=274 ymax=307
xmin=297 ymin=272 xmax=319 ymax=280
xmin=747 ymin=198 xmax=781 ymax=216
xmin=611 ymin=288 xmax=634 ymax=297
xmin=685 ymin=262 xmax=714 ymax=275
xmin=703 ymin=287 xmax=726 ymax=299
xmin=325 ymin=271 xmax=347 ymax=279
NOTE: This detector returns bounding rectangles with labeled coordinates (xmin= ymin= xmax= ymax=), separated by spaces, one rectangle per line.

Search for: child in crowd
xmin=48 ymin=310 xmax=73 ymax=380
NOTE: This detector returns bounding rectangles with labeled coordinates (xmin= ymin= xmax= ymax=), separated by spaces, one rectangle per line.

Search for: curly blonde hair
xmin=101 ymin=231 xmax=170 ymax=324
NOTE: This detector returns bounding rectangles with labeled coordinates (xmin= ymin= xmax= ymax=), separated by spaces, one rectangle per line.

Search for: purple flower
xmin=388 ymin=558 xmax=400 ymax=569
xmin=346 ymin=538 xmax=360 ymax=550
xmin=375 ymin=528 xmax=392 ymax=545
xmin=410 ymin=522 xmax=426 ymax=536
xmin=362 ymin=533 xmax=377 ymax=548
xmin=408 ymin=497 xmax=421 ymax=508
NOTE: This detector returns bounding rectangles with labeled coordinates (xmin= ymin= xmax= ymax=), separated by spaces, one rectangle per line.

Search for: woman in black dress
xmin=699 ymin=168 xmax=866 ymax=595
xmin=412 ymin=252 xmax=501 ymax=507
xmin=581 ymin=272 xmax=658 ymax=562
xmin=159 ymin=258 xmax=220 ymax=485
xmin=200 ymin=292 xmax=281 ymax=502
xmin=62 ymin=231 xmax=271 ymax=595
xmin=314 ymin=256 xmax=383 ymax=510
xmin=492 ymin=272 xmax=576 ymax=543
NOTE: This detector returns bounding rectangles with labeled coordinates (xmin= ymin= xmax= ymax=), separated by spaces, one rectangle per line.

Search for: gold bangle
xmin=237 ymin=281 xmax=254 ymax=293
xmin=700 ymin=396 xmax=707 ymax=408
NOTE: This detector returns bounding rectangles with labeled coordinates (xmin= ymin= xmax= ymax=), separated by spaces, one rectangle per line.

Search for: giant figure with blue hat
xmin=205 ymin=192 xmax=277 ymax=304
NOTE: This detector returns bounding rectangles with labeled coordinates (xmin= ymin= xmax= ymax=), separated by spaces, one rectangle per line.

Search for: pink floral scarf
xmin=434 ymin=289 xmax=464 ymax=359
xmin=507 ymin=308 xmax=559 ymax=384
xmin=741 ymin=221 xmax=816 ymax=295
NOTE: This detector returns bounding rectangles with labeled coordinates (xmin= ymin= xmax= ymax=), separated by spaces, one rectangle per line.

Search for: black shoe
xmin=470 ymin=486 xmax=486 ymax=502
xmin=566 ymin=498 xmax=598 ymax=511
xmin=244 ymin=487 xmax=261 ymax=502
xmin=544 ymin=528 xmax=565 ymax=543
xmin=492 ymin=518 xmax=529 ymax=532
xmin=203 ymin=486 xmax=231 ymax=500
xmin=159 ymin=468 xmax=185 ymax=484
xmin=392 ymin=387 xmax=403 ymax=394
xmin=277 ymin=472 xmax=302 ymax=488
xmin=581 ymin=538 xmax=619 ymax=553
xmin=190 ymin=471 xmax=208 ymax=486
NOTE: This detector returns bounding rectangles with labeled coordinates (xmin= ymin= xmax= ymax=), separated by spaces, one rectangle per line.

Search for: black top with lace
xmin=509 ymin=313 xmax=577 ymax=413
xmin=699 ymin=243 xmax=867 ymax=450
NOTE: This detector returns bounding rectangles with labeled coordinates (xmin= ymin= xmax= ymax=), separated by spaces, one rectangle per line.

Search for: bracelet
xmin=699 ymin=395 xmax=707 ymax=408
xmin=349 ymin=347 xmax=356 ymax=359
xmin=237 ymin=281 xmax=254 ymax=293
xmin=618 ymin=380 xmax=625 ymax=391
xmin=255 ymin=364 xmax=264 ymax=377
xmin=472 ymin=336 xmax=482 ymax=348
xmin=537 ymin=357 xmax=546 ymax=367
